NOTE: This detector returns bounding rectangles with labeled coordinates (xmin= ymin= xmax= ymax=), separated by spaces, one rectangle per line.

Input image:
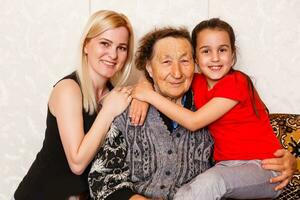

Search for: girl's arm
xmin=49 ymin=79 xmax=131 ymax=175
xmin=132 ymin=83 xmax=238 ymax=131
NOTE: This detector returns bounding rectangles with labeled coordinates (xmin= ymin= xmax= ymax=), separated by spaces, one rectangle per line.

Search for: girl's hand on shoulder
xmin=101 ymin=86 xmax=132 ymax=117
xmin=261 ymin=149 xmax=297 ymax=190
xmin=129 ymin=98 xmax=149 ymax=126
xmin=131 ymin=81 xmax=153 ymax=102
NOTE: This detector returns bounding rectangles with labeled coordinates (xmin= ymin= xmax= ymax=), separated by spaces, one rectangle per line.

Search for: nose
xmin=108 ymin=47 xmax=118 ymax=60
xmin=171 ymin=62 xmax=183 ymax=79
xmin=211 ymin=51 xmax=219 ymax=62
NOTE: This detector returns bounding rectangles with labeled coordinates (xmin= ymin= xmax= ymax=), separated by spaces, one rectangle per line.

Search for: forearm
xmin=69 ymin=109 xmax=115 ymax=174
xmin=147 ymin=93 xmax=237 ymax=131
xmin=147 ymin=91 xmax=201 ymax=131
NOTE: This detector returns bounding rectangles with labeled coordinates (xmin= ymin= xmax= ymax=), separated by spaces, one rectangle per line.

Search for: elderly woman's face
xmin=147 ymin=37 xmax=194 ymax=99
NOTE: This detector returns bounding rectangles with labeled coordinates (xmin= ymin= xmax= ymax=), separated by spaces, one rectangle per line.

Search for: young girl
xmin=132 ymin=18 xmax=283 ymax=199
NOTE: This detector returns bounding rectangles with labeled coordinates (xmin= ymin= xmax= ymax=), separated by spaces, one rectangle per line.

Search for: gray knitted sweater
xmin=89 ymin=104 xmax=213 ymax=200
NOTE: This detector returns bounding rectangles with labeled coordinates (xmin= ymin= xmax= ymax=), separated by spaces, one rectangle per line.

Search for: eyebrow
xmin=199 ymin=44 xmax=230 ymax=50
xmin=159 ymin=52 xmax=191 ymax=60
xmin=179 ymin=52 xmax=190 ymax=58
xmin=98 ymin=38 xmax=128 ymax=46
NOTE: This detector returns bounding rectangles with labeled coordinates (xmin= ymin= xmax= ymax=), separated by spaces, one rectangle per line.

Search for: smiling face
xmin=195 ymin=28 xmax=234 ymax=88
xmin=84 ymin=26 xmax=129 ymax=81
xmin=147 ymin=37 xmax=194 ymax=100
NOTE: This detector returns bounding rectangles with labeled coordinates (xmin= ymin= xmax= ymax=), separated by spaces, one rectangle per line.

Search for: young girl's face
xmin=195 ymin=28 xmax=234 ymax=88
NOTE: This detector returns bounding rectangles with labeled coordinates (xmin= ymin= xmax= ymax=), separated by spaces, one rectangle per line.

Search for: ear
xmin=231 ymin=53 xmax=235 ymax=67
xmin=84 ymin=42 xmax=89 ymax=55
xmin=146 ymin=63 xmax=153 ymax=78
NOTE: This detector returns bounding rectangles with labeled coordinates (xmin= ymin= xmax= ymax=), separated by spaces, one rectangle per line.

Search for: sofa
xmin=270 ymin=114 xmax=300 ymax=200
xmin=229 ymin=114 xmax=300 ymax=200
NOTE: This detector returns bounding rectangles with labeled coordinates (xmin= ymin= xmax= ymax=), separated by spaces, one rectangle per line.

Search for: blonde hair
xmin=77 ymin=10 xmax=134 ymax=114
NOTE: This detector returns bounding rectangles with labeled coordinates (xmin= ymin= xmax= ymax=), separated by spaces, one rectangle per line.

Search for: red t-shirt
xmin=192 ymin=72 xmax=281 ymax=161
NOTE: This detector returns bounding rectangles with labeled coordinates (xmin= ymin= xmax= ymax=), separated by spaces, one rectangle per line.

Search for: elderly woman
xmin=89 ymin=27 xmax=213 ymax=200
xmin=88 ymin=27 xmax=296 ymax=200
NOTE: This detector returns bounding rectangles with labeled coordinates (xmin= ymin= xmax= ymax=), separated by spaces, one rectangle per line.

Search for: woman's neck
xmin=88 ymin=67 xmax=109 ymax=103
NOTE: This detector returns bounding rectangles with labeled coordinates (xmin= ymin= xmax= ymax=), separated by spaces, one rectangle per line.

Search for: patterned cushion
xmin=270 ymin=114 xmax=300 ymax=200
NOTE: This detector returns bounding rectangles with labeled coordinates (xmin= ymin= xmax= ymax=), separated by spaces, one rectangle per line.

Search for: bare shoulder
xmin=49 ymin=79 xmax=82 ymax=116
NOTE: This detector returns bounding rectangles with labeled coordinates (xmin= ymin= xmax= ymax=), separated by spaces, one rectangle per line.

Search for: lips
xmin=169 ymin=81 xmax=184 ymax=87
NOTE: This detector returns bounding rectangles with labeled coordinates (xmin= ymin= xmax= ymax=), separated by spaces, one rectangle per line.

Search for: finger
xmin=270 ymin=173 xmax=286 ymax=183
xmin=121 ymin=86 xmax=133 ymax=94
xmin=131 ymin=105 xmax=141 ymax=126
xmin=261 ymin=157 xmax=282 ymax=165
xmin=261 ymin=164 xmax=283 ymax=172
xmin=131 ymin=115 xmax=139 ymax=126
xmin=120 ymin=87 xmax=128 ymax=93
xmin=139 ymin=112 xmax=146 ymax=125
xmin=129 ymin=103 xmax=134 ymax=118
xmin=273 ymin=149 xmax=286 ymax=157
xmin=274 ymin=179 xmax=290 ymax=191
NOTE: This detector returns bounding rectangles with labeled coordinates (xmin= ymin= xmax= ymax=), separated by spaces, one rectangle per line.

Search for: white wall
xmin=1 ymin=0 xmax=299 ymax=199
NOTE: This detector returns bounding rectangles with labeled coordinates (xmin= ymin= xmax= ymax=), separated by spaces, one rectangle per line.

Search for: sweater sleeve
xmin=88 ymin=122 xmax=134 ymax=200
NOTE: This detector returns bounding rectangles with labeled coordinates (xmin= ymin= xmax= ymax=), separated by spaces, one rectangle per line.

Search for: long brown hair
xmin=192 ymin=18 xmax=268 ymax=116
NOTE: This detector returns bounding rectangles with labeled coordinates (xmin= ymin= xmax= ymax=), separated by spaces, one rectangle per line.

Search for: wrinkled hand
xmin=131 ymin=81 xmax=153 ymax=102
xmin=101 ymin=87 xmax=132 ymax=117
xmin=129 ymin=98 xmax=149 ymax=126
xmin=261 ymin=149 xmax=297 ymax=190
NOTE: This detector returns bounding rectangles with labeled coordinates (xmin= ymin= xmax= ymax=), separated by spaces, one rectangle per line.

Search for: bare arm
xmin=49 ymin=79 xmax=131 ymax=175
xmin=261 ymin=149 xmax=297 ymax=190
xmin=132 ymin=84 xmax=238 ymax=131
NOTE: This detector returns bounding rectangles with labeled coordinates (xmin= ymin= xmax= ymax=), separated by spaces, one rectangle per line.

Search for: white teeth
xmin=102 ymin=60 xmax=116 ymax=66
xmin=209 ymin=65 xmax=222 ymax=70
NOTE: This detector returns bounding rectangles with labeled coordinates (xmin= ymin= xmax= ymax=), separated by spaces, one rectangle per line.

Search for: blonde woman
xmin=14 ymin=10 xmax=144 ymax=200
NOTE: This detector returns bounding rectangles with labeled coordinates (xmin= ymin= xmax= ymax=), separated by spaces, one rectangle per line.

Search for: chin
xmin=100 ymin=72 xmax=117 ymax=79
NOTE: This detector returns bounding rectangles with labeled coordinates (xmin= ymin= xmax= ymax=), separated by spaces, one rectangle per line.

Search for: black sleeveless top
xmin=14 ymin=72 xmax=111 ymax=200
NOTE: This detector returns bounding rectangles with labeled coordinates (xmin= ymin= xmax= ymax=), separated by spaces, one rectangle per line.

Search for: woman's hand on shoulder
xmin=101 ymin=86 xmax=132 ymax=117
xmin=261 ymin=149 xmax=297 ymax=190
xmin=129 ymin=98 xmax=149 ymax=126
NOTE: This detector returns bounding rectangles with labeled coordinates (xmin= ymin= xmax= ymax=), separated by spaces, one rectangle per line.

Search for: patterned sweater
xmin=89 ymin=95 xmax=213 ymax=200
